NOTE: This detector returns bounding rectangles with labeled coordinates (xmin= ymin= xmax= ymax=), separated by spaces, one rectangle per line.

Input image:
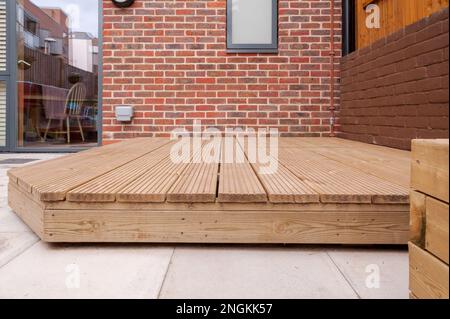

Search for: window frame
xmin=226 ymin=0 xmax=278 ymax=53
xmin=3 ymin=0 xmax=103 ymax=153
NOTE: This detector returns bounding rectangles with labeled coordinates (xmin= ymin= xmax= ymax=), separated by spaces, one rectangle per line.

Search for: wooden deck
xmin=8 ymin=137 xmax=411 ymax=244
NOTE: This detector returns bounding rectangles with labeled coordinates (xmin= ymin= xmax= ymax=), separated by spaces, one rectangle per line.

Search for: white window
xmin=227 ymin=0 xmax=278 ymax=52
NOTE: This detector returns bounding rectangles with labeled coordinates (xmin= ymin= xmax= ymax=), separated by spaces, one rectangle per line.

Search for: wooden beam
xmin=43 ymin=208 xmax=409 ymax=244
xmin=426 ymin=197 xmax=449 ymax=264
xmin=409 ymin=242 xmax=449 ymax=299
xmin=411 ymin=139 xmax=449 ymax=203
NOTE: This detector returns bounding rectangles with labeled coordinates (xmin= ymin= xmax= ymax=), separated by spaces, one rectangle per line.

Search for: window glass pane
xmin=0 ymin=0 xmax=6 ymax=72
xmin=16 ymin=0 xmax=99 ymax=149
xmin=231 ymin=0 xmax=273 ymax=45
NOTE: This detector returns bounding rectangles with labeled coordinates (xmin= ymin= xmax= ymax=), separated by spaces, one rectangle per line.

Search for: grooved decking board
xmin=66 ymin=142 xmax=175 ymax=202
xmin=7 ymin=137 xmax=412 ymax=244
xmin=167 ymin=139 xmax=221 ymax=203
xmin=8 ymin=138 xmax=152 ymax=183
xmin=281 ymin=137 xmax=408 ymax=155
xmin=279 ymin=149 xmax=409 ymax=204
xmin=237 ymin=139 xmax=320 ymax=204
xmin=116 ymin=140 xmax=193 ymax=203
xmin=308 ymin=148 xmax=410 ymax=188
xmin=9 ymin=138 xmax=170 ymax=201
xmin=256 ymin=164 xmax=320 ymax=203
xmin=218 ymin=139 xmax=267 ymax=203
xmin=7 ymin=139 xmax=131 ymax=183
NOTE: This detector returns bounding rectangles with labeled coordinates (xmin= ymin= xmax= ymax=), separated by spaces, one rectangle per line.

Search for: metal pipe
xmin=342 ymin=0 xmax=356 ymax=56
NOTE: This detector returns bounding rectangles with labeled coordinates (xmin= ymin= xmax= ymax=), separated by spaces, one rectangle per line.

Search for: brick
xmin=339 ymin=7 xmax=449 ymax=150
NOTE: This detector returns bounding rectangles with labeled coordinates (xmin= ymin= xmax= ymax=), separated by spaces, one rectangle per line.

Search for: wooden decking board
xmin=13 ymin=138 xmax=170 ymax=201
xmin=34 ymin=139 xmax=170 ymax=202
xmin=218 ymin=139 xmax=267 ymax=203
xmin=116 ymin=140 xmax=194 ymax=203
xmin=237 ymin=138 xmax=320 ymax=204
xmin=7 ymin=137 xmax=412 ymax=244
xmin=66 ymin=142 xmax=176 ymax=202
xmin=309 ymin=148 xmax=410 ymax=187
xmin=8 ymin=138 xmax=149 ymax=183
xmin=167 ymin=139 xmax=221 ymax=203
xmin=10 ymin=138 xmax=148 ymax=189
xmin=281 ymin=137 xmax=411 ymax=159
xmin=257 ymin=165 xmax=320 ymax=203
xmin=279 ymin=149 xmax=409 ymax=204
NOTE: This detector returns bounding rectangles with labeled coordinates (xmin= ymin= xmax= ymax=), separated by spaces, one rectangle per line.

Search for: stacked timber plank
xmin=409 ymin=139 xmax=449 ymax=299
xmin=7 ymin=137 xmax=412 ymax=244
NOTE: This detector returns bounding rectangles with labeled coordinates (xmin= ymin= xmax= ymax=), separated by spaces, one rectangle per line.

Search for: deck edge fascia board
xmin=41 ymin=208 xmax=410 ymax=244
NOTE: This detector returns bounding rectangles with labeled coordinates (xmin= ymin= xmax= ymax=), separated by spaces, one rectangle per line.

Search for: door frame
xmin=0 ymin=0 xmax=14 ymax=151
xmin=3 ymin=0 xmax=103 ymax=153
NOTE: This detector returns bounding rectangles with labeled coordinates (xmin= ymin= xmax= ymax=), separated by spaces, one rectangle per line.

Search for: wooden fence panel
xmin=23 ymin=47 xmax=98 ymax=100
xmin=356 ymin=0 xmax=449 ymax=49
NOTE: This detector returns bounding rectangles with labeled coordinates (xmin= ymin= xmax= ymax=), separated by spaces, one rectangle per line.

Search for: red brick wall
xmin=102 ymin=0 xmax=341 ymax=143
xmin=339 ymin=8 xmax=449 ymax=150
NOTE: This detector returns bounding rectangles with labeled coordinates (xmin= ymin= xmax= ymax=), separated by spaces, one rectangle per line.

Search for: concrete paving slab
xmin=159 ymin=246 xmax=358 ymax=299
xmin=327 ymin=247 xmax=409 ymax=299
xmin=0 ymin=232 xmax=39 ymax=268
xmin=0 ymin=242 xmax=174 ymax=299
xmin=0 ymin=153 xmax=411 ymax=299
xmin=0 ymin=206 xmax=34 ymax=233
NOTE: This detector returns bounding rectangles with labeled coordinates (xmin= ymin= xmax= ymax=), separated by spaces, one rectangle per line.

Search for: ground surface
xmin=0 ymin=153 xmax=409 ymax=299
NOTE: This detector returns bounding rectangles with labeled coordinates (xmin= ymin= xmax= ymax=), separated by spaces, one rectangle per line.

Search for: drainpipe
xmin=329 ymin=0 xmax=336 ymax=137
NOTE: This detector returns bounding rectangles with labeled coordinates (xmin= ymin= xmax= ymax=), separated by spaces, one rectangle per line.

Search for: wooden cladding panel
xmin=356 ymin=0 xmax=449 ymax=49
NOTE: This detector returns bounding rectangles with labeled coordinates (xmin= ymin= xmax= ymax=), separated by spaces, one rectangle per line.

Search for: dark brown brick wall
xmin=339 ymin=8 xmax=449 ymax=150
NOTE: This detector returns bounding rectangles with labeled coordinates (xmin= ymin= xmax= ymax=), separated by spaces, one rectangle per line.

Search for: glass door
xmin=0 ymin=0 xmax=8 ymax=149
xmin=16 ymin=0 xmax=100 ymax=149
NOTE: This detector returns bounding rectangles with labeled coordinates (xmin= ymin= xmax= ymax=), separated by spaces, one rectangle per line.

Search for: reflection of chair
xmin=44 ymin=83 xmax=86 ymax=144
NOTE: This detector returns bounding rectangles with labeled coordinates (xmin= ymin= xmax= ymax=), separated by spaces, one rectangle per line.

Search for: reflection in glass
xmin=16 ymin=0 xmax=99 ymax=148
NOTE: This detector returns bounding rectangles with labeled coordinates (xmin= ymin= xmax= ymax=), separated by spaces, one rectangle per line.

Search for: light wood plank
xmin=167 ymin=139 xmax=221 ymax=203
xmin=116 ymin=142 xmax=191 ymax=203
xmin=411 ymin=139 xmax=449 ymax=203
xmin=7 ymin=137 xmax=412 ymax=245
xmin=218 ymin=139 xmax=267 ymax=203
xmin=42 ymin=198 xmax=409 ymax=213
xmin=409 ymin=242 xmax=449 ymax=299
xmin=279 ymin=149 xmax=409 ymax=204
xmin=410 ymin=190 xmax=426 ymax=247
xmin=310 ymin=147 xmax=411 ymax=188
xmin=8 ymin=183 xmax=45 ymax=238
xmin=282 ymin=137 xmax=411 ymax=161
xmin=11 ymin=138 xmax=170 ymax=201
xmin=8 ymin=138 xmax=146 ymax=183
xmin=43 ymin=208 xmax=409 ymax=244
xmin=239 ymin=138 xmax=319 ymax=203
xmin=66 ymin=142 xmax=175 ymax=202
xmin=426 ymin=197 xmax=449 ymax=264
